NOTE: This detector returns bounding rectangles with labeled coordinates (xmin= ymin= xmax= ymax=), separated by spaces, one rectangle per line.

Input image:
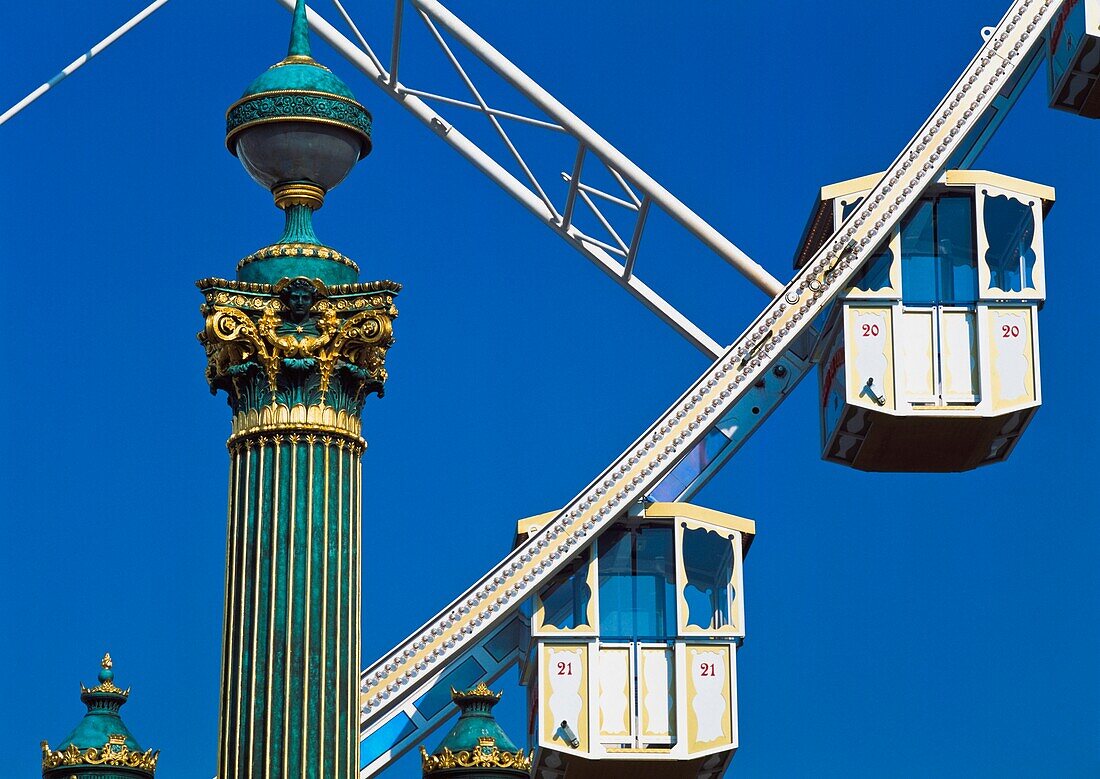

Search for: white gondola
xmin=515 ymin=503 xmax=754 ymax=779
xmin=794 ymin=170 xmax=1054 ymax=471
xmin=1049 ymin=0 xmax=1100 ymax=117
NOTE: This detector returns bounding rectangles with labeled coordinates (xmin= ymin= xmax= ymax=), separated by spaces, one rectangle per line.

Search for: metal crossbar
xmin=275 ymin=0 xmax=789 ymax=358
xmin=414 ymin=7 xmax=562 ymax=220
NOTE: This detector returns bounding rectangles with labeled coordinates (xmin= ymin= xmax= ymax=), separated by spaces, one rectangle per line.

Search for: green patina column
xmin=198 ymin=3 xmax=396 ymax=776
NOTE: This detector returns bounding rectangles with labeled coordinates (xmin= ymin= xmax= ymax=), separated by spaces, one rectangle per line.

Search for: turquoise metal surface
xmin=422 ymin=687 xmax=530 ymax=778
xmin=227 ymin=0 xmax=372 ymax=286
xmin=42 ymin=659 xmax=158 ymax=779
xmin=55 ymin=668 xmax=142 ymax=754
xmin=218 ymin=435 xmax=362 ymax=779
xmin=238 ymin=250 xmax=359 ymax=285
xmin=237 ymin=205 xmax=358 ymax=286
xmin=207 ymin=4 xmax=393 ymax=776
xmin=226 ymin=91 xmax=372 ymax=149
xmin=226 ymin=0 xmax=371 ymax=158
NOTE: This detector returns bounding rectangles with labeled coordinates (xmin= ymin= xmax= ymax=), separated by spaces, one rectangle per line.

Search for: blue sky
xmin=3 ymin=1 xmax=1098 ymax=776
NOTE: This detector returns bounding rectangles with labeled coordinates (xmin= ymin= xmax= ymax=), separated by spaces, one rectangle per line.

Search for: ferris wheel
xmin=8 ymin=1 xmax=1098 ymax=777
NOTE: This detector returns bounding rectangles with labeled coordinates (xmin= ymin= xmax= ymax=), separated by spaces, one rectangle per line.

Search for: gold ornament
xmin=227 ymin=404 xmax=366 ymax=450
xmin=237 ymin=242 xmax=359 ymax=272
xmin=420 ymin=745 xmax=533 ymax=773
xmin=81 ymin=677 xmax=130 ymax=696
xmin=453 ymin=682 xmax=502 ymax=701
xmin=41 ymin=739 xmax=160 ymax=774
xmin=199 ymin=286 xmax=394 ymax=399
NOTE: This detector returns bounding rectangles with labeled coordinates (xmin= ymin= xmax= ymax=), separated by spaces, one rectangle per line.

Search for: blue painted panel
xmin=484 ymin=615 xmax=526 ymax=663
xmin=360 ymin=712 xmax=417 ymax=768
xmin=412 ymin=655 xmax=487 ymax=720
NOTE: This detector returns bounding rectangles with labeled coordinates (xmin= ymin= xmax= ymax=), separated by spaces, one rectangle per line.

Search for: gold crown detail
xmin=80 ymin=653 xmax=130 ymax=697
xmin=451 ymin=682 xmax=502 ymax=701
xmin=81 ymin=678 xmax=131 ymax=697
xmin=420 ymin=745 xmax=533 ymax=773
xmin=41 ymin=739 xmax=159 ymax=774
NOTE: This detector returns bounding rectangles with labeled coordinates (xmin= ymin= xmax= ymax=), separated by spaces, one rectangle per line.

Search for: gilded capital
xmin=197 ymin=276 xmax=399 ymax=434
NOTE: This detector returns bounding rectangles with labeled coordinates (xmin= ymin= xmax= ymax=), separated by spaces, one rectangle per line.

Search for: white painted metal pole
xmin=409 ymin=0 xmax=784 ymax=298
xmin=0 ymin=0 xmax=171 ymax=127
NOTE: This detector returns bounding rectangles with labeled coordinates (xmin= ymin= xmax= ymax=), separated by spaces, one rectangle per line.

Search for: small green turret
xmin=420 ymin=685 xmax=532 ymax=779
xmin=41 ymin=654 xmax=159 ymax=779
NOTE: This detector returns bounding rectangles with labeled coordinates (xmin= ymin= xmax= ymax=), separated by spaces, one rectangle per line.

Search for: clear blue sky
xmin=4 ymin=1 xmax=1098 ymax=776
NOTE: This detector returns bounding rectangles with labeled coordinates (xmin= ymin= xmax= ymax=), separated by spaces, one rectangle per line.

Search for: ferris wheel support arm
xmin=0 ymin=0 xmax=170 ymax=127
xmin=275 ymin=0 xmax=724 ymax=357
xmin=405 ymin=0 xmax=784 ymax=299
xmin=353 ymin=1 xmax=1062 ymax=761
xmin=278 ymin=0 xmax=782 ymax=300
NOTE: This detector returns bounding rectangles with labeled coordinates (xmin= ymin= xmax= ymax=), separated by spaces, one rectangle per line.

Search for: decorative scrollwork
xmin=198 ymin=276 xmax=396 ymax=420
xmin=42 ymin=739 xmax=160 ymax=774
xmin=420 ymin=745 xmax=533 ymax=773
xmin=225 ymin=89 xmax=372 ymax=147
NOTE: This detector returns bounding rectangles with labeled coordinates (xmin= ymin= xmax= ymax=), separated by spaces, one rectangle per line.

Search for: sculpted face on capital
xmin=278 ymin=278 xmax=322 ymax=337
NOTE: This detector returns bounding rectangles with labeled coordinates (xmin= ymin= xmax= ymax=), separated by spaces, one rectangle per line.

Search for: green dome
xmin=241 ymin=60 xmax=358 ymax=101
xmin=421 ymin=685 xmax=531 ymax=779
xmin=226 ymin=0 xmax=373 ymax=285
xmin=41 ymin=655 xmax=159 ymax=779
xmin=225 ymin=0 xmax=371 ymax=158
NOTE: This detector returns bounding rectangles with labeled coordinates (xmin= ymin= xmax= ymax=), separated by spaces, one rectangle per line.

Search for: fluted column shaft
xmin=219 ymin=431 xmax=362 ymax=779
xmin=199 ymin=275 xmax=397 ymax=779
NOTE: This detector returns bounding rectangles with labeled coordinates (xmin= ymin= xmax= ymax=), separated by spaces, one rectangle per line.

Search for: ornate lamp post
xmin=198 ymin=2 xmax=398 ymax=776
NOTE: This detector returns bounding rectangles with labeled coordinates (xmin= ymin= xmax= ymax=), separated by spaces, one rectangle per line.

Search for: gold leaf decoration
xmin=41 ymin=739 xmax=160 ymax=773
xmin=420 ymin=745 xmax=533 ymax=773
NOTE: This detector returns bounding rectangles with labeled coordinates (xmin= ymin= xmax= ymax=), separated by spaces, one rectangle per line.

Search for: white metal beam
xmin=408 ymin=0 xmax=782 ymax=297
xmin=0 ymin=0 xmax=171 ymax=126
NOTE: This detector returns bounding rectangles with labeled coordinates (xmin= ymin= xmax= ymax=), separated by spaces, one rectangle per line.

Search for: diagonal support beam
xmin=406 ymin=0 xmax=781 ymax=297
xmin=415 ymin=8 xmax=561 ymax=220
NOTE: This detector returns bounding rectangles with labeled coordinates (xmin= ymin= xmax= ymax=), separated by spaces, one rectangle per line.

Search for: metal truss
xmin=275 ymin=0 xmax=787 ymax=359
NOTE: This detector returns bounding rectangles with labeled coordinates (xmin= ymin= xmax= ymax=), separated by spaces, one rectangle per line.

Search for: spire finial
xmin=289 ymin=0 xmax=312 ymax=58
xmin=101 ymin=653 xmax=113 ymax=671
